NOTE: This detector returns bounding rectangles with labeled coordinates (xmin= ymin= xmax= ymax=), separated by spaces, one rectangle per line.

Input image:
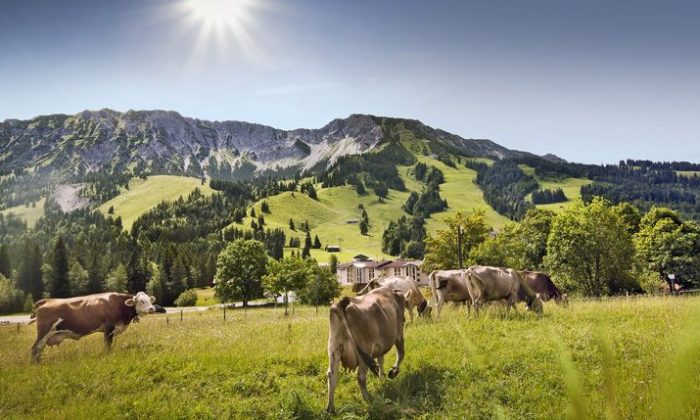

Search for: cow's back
xmin=345 ymin=289 xmax=404 ymax=358
xmin=435 ymin=270 xmax=470 ymax=301
xmin=35 ymin=293 xmax=133 ymax=336
xmin=468 ymin=266 xmax=519 ymax=300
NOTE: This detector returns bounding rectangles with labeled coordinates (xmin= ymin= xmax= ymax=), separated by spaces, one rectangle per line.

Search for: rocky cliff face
xmin=0 ymin=109 xmax=529 ymax=178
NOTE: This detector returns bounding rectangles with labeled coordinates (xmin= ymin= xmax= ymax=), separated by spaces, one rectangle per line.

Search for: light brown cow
xmin=429 ymin=269 xmax=472 ymax=317
xmin=465 ymin=266 xmax=543 ymax=316
xmin=29 ymin=292 xmax=157 ymax=363
xmin=358 ymin=276 xmax=431 ymax=321
xmin=326 ymin=287 xmax=406 ymax=413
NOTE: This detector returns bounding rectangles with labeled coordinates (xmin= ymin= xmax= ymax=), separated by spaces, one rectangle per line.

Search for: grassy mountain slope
xmin=240 ymin=186 xmax=411 ymax=262
xmin=0 ymin=198 xmax=46 ymax=228
xmin=519 ymin=163 xmax=592 ymax=211
xmin=234 ymin=155 xmax=512 ymax=262
xmin=98 ymin=175 xmax=214 ymax=230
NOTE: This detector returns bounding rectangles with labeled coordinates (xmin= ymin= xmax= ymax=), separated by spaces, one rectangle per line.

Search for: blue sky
xmin=1 ymin=0 xmax=698 ymax=163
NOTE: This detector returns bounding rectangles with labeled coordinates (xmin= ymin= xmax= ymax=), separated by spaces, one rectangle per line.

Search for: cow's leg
xmin=326 ymin=349 xmax=341 ymax=413
xmin=104 ymin=324 xmax=115 ymax=351
xmin=377 ymin=354 xmax=384 ymax=377
xmin=357 ymin=363 xmax=370 ymax=401
xmin=407 ymin=305 xmax=414 ymax=323
xmin=388 ymin=336 xmax=405 ymax=379
xmin=30 ymin=318 xmax=62 ymax=364
xmin=436 ymin=294 xmax=444 ymax=318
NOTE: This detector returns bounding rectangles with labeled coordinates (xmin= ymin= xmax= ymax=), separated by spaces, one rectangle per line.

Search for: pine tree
xmin=86 ymin=252 xmax=104 ymax=294
xmin=302 ymin=232 xmax=312 ymax=258
xmin=0 ymin=244 xmax=11 ymax=278
xmin=49 ymin=236 xmax=70 ymax=298
xmin=126 ymin=243 xmax=147 ymax=294
xmin=329 ymin=254 xmax=338 ymax=273
xmin=17 ymin=243 xmax=43 ymax=300
xmin=360 ymin=220 xmax=369 ymax=236
xmin=289 ymin=218 xmax=295 ymax=231
xmin=313 ymin=235 xmax=322 ymax=249
xmin=250 ymin=207 xmax=256 ymax=218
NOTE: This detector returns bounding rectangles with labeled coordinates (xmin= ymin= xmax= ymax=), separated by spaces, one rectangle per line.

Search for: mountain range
xmin=0 ymin=109 xmax=545 ymax=178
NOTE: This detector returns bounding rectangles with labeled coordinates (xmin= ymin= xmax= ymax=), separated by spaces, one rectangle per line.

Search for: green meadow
xmin=98 ymin=175 xmax=215 ymax=231
xmin=2 ymin=296 xmax=699 ymax=419
xmin=0 ymin=198 xmax=46 ymax=228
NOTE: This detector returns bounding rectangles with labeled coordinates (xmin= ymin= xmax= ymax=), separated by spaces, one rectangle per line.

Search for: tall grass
xmin=1 ymin=296 xmax=699 ymax=418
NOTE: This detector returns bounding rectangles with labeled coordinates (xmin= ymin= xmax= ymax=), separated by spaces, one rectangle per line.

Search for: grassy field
xmin=0 ymin=198 xmax=46 ymax=228
xmin=2 ymin=296 xmax=699 ymax=419
xmin=519 ymin=164 xmax=592 ymax=212
xmin=98 ymin=176 xmax=215 ymax=231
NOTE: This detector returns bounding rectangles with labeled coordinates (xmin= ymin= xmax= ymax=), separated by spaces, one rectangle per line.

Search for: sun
xmin=177 ymin=0 xmax=268 ymax=56
xmin=184 ymin=0 xmax=251 ymax=29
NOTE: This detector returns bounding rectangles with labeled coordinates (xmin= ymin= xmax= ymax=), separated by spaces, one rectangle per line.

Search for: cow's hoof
xmin=388 ymin=368 xmax=399 ymax=379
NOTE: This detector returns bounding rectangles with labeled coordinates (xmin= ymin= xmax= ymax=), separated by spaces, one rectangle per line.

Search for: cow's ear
xmin=149 ymin=295 xmax=156 ymax=304
xmin=125 ymin=298 xmax=135 ymax=307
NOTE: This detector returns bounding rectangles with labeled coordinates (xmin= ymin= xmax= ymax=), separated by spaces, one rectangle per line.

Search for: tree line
xmin=423 ymin=199 xmax=700 ymax=296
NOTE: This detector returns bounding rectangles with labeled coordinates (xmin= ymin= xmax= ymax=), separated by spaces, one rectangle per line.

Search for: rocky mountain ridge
xmin=0 ymin=109 xmax=539 ymax=179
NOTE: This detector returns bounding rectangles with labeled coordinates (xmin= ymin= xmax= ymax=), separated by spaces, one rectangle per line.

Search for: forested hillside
xmin=1 ymin=111 xmax=700 ymax=313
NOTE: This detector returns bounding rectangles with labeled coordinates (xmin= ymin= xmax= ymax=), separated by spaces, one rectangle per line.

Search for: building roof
xmin=382 ymin=260 xmax=424 ymax=268
xmin=337 ymin=259 xmax=421 ymax=270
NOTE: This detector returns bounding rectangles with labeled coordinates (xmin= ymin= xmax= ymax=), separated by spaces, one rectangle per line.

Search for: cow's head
xmin=557 ymin=293 xmax=569 ymax=307
xmin=418 ymin=300 xmax=432 ymax=318
xmin=125 ymin=292 xmax=157 ymax=315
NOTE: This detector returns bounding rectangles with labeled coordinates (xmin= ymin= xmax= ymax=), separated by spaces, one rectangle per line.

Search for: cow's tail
xmin=27 ymin=299 xmax=48 ymax=325
xmin=336 ymin=297 xmax=380 ymax=376
xmin=357 ymin=277 xmax=379 ymax=296
xmin=429 ymin=271 xmax=439 ymax=307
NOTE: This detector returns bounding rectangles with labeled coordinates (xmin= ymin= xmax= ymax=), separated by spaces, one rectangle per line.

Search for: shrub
xmin=0 ymin=275 xmax=24 ymax=315
xmin=174 ymin=289 xmax=198 ymax=307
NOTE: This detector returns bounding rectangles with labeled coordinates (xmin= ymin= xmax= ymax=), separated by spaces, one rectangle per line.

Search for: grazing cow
xmin=358 ymin=276 xmax=431 ymax=321
xmin=29 ymin=292 xmax=157 ymax=364
xmin=326 ymin=287 xmax=406 ymax=413
xmin=429 ymin=270 xmax=472 ymax=317
xmin=519 ymin=271 xmax=568 ymax=306
xmin=465 ymin=266 xmax=543 ymax=316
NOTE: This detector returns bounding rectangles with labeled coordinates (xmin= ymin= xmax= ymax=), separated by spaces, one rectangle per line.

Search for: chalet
xmin=336 ymin=255 xmax=429 ymax=287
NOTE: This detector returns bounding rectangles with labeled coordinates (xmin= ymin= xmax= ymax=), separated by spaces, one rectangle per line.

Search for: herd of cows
xmin=327 ymin=265 xmax=567 ymax=412
xmin=21 ymin=264 xmax=566 ymax=413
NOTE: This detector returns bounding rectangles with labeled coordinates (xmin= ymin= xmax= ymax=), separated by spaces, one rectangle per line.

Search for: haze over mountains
xmin=0 ymin=109 xmax=543 ymax=179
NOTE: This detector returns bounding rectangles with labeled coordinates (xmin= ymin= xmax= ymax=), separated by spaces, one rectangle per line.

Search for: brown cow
xmin=518 ymin=271 xmax=568 ymax=306
xmin=326 ymin=287 xmax=406 ymax=413
xmin=465 ymin=265 xmax=543 ymax=316
xmin=30 ymin=292 xmax=157 ymax=363
xmin=358 ymin=276 xmax=431 ymax=321
xmin=429 ymin=269 xmax=472 ymax=317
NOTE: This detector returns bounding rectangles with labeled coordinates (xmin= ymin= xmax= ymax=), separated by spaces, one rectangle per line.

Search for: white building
xmin=336 ymin=255 xmax=429 ymax=288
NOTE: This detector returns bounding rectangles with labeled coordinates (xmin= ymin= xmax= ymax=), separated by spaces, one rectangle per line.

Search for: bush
xmin=174 ymin=289 xmax=198 ymax=307
xmin=638 ymin=270 xmax=666 ymax=294
xmin=0 ymin=275 xmax=24 ymax=315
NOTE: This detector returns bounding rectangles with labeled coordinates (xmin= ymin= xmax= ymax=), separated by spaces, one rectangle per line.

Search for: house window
xmin=369 ymin=268 xmax=375 ymax=279
xmin=356 ymin=267 xmax=362 ymax=283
